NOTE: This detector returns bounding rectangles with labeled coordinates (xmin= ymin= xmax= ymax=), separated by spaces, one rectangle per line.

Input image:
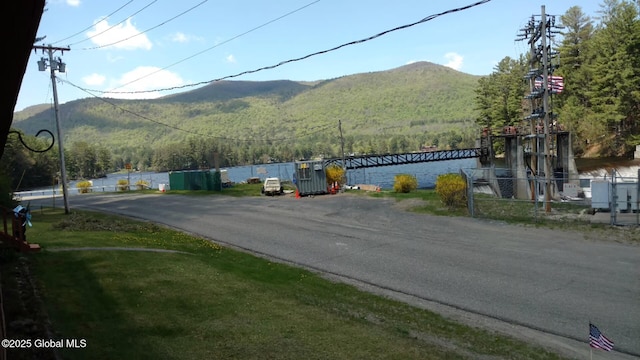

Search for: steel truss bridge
xmin=324 ymin=148 xmax=482 ymax=170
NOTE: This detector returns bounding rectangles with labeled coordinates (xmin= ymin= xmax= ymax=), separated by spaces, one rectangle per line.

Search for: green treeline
xmin=476 ymin=1 xmax=640 ymax=157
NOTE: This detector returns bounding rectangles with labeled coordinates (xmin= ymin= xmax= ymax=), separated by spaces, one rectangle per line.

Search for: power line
xmin=83 ymin=0 xmax=492 ymax=96
xmin=51 ymin=0 xmax=136 ymax=45
xmin=110 ymin=0 xmax=321 ymax=92
xmin=70 ymin=0 xmax=159 ymax=47
xmin=81 ymin=0 xmax=208 ymax=51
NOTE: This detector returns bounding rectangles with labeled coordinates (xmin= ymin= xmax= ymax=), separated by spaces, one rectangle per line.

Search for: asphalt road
xmin=29 ymin=193 xmax=640 ymax=359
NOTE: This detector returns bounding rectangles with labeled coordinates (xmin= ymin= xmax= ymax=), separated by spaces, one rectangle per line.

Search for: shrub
xmin=435 ymin=173 xmax=466 ymax=208
xmin=117 ymin=179 xmax=129 ymax=191
xmin=393 ymin=174 xmax=418 ymax=193
xmin=135 ymin=179 xmax=149 ymax=190
xmin=76 ymin=180 xmax=93 ymax=194
xmin=325 ymin=165 xmax=345 ymax=185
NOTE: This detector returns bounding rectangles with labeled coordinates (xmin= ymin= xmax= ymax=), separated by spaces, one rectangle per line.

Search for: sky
xmin=15 ymin=0 xmax=603 ymax=112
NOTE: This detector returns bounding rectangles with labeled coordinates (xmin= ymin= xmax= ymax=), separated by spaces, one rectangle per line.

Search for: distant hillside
xmin=13 ymin=62 xmax=482 ymax=159
xmin=12 ymin=104 xmax=50 ymax=122
xmin=159 ymin=80 xmax=314 ymax=103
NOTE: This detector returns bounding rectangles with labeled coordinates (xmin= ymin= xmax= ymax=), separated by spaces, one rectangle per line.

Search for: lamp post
xmin=35 ymin=45 xmax=70 ymax=214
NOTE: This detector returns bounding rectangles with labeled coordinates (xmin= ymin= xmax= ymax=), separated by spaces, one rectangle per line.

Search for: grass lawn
xmin=0 ymin=208 xmax=568 ymax=360
xmin=362 ymin=188 xmax=592 ymax=225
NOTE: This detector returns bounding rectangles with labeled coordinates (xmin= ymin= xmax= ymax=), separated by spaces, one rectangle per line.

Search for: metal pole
xmin=610 ymin=169 xmax=616 ymax=226
xmin=541 ymin=6 xmax=552 ymax=213
xmin=48 ymin=46 xmax=70 ymax=214
xmin=339 ymin=120 xmax=346 ymax=187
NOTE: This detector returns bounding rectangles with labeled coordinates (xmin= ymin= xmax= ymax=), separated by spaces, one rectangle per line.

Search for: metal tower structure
xmin=517 ymin=5 xmax=563 ymax=213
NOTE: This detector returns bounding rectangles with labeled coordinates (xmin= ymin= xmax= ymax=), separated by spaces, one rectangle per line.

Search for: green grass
xmin=2 ymin=208 xmax=568 ymax=360
xmin=359 ymin=189 xmax=640 ymax=243
xmin=359 ymin=188 xmax=592 ymax=224
xmin=358 ymin=189 xmax=469 ymax=216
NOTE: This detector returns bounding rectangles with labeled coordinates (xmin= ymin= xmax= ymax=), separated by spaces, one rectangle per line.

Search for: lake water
xmin=18 ymin=158 xmax=476 ymax=197
xmin=15 ymin=157 xmax=639 ymax=198
xmin=86 ymin=158 xmax=478 ymax=191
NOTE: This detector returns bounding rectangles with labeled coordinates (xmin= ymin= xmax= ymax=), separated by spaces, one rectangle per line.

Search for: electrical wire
xmin=81 ymin=0 xmax=208 ymax=51
xmin=46 ymin=1 xmax=493 ymax=143
xmin=70 ymin=0 xmax=159 ymax=47
xmin=83 ymin=0 xmax=492 ymax=96
xmin=51 ymin=0 xmax=135 ymax=45
xmin=110 ymin=0 xmax=321 ymax=92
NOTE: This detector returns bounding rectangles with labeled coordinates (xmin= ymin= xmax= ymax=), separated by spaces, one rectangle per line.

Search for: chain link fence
xmin=605 ymin=170 xmax=640 ymax=226
xmin=460 ymin=168 xmax=640 ymax=226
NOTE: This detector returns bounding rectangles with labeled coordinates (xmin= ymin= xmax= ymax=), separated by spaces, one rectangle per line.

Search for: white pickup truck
xmin=261 ymin=177 xmax=284 ymax=196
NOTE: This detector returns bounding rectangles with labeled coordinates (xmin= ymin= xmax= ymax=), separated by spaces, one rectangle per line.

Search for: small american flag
xmin=534 ymin=75 xmax=564 ymax=93
xmin=589 ymin=323 xmax=614 ymax=351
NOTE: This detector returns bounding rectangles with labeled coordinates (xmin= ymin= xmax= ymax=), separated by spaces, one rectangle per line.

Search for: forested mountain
xmin=12 ymin=61 xmax=481 ymax=171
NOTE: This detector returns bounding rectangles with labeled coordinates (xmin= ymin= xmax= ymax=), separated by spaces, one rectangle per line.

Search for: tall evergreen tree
xmin=587 ymin=0 xmax=640 ymax=154
xmin=474 ymin=56 xmax=528 ymax=134
xmin=556 ymin=6 xmax=597 ymax=155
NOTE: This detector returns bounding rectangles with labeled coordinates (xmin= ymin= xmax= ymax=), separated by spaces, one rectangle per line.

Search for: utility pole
xmin=517 ymin=6 xmax=562 ymax=213
xmin=338 ymin=120 xmax=346 ymax=186
xmin=541 ymin=6 xmax=552 ymax=213
xmin=338 ymin=120 xmax=345 ymax=168
xmin=34 ymin=44 xmax=71 ymax=214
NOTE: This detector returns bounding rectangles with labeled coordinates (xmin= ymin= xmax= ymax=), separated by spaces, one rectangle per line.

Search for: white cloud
xmin=82 ymin=73 xmax=106 ymax=86
xmin=106 ymin=54 xmax=125 ymax=63
xmin=226 ymin=54 xmax=236 ymax=63
xmin=169 ymin=32 xmax=203 ymax=43
xmin=171 ymin=32 xmax=188 ymax=43
xmin=444 ymin=52 xmax=463 ymax=71
xmin=87 ymin=18 xmax=152 ymax=50
xmin=66 ymin=0 xmax=81 ymax=6
xmin=104 ymin=66 xmax=185 ymax=100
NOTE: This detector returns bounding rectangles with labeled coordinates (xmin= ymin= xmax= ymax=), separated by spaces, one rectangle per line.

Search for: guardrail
xmin=14 ymin=185 xmax=154 ymax=200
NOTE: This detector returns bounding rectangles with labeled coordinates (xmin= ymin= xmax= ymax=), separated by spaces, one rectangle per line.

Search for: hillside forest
xmin=3 ymin=1 xmax=640 ymax=192
xmin=476 ymin=1 xmax=640 ymax=157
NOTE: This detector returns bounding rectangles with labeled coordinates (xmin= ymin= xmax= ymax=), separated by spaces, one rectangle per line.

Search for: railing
xmin=14 ymin=185 xmax=153 ymax=200
xmin=324 ymin=148 xmax=481 ymax=169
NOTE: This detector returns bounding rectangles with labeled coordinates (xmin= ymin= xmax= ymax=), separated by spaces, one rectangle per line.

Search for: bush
xmin=325 ymin=165 xmax=345 ymax=185
xmin=435 ymin=173 xmax=466 ymax=208
xmin=117 ymin=179 xmax=129 ymax=191
xmin=76 ymin=180 xmax=93 ymax=194
xmin=135 ymin=179 xmax=149 ymax=190
xmin=393 ymin=174 xmax=418 ymax=193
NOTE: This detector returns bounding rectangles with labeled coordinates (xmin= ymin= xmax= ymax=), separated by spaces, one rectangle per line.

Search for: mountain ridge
xmin=12 ymin=61 xmax=483 ymax=161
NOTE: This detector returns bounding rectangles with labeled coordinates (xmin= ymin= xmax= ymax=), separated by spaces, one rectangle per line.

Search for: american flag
xmin=589 ymin=323 xmax=614 ymax=351
xmin=534 ymin=75 xmax=564 ymax=93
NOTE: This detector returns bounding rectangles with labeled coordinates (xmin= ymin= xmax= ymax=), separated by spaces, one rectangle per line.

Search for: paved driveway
xmin=31 ymin=193 xmax=640 ymax=359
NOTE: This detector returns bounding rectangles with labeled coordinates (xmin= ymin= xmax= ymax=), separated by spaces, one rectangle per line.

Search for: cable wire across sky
xmin=80 ymin=0 xmax=492 ymax=96
xmin=50 ymin=0 xmax=493 ymax=142
xmin=109 ymin=0 xmax=321 ymax=92
xmin=81 ymin=0 xmax=208 ymax=51
xmin=68 ymin=0 xmax=159 ymax=48
xmin=51 ymin=0 xmax=136 ymax=45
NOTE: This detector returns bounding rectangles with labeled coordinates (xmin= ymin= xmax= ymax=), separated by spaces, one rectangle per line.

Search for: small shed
xmin=169 ymin=170 xmax=221 ymax=191
xmin=294 ymin=160 xmax=327 ymax=196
